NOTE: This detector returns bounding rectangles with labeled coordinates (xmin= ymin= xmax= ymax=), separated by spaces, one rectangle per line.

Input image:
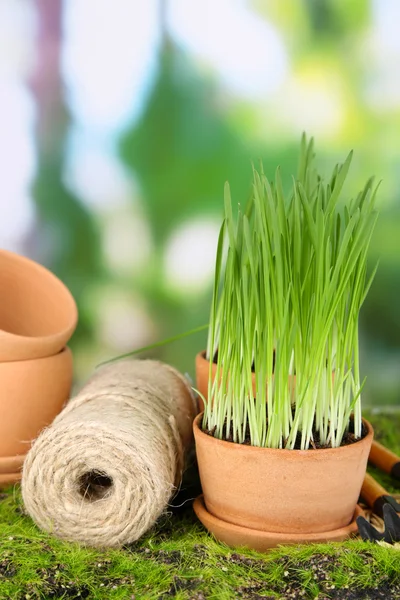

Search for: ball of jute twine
xmin=21 ymin=359 xmax=197 ymax=548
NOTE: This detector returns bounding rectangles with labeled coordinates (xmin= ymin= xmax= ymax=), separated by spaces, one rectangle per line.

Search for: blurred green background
xmin=1 ymin=0 xmax=399 ymax=406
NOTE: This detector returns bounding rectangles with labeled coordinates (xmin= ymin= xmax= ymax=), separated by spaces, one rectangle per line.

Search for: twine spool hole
xmin=78 ymin=471 xmax=113 ymax=502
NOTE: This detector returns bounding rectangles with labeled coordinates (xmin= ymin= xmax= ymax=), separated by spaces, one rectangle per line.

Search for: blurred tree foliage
xmin=119 ymin=35 xmax=302 ymax=373
xmin=305 ymin=0 xmax=369 ymax=38
xmin=120 ymin=46 xmax=252 ymax=244
xmin=119 ymin=42 xmax=255 ymax=372
xmin=29 ymin=0 xmax=102 ymax=347
xmin=26 ymin=0 xmax=400 ymax=401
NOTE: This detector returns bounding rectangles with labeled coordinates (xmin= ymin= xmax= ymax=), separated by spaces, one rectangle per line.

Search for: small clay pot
xmin=196 ymin=350 xmax=261 ymax=412
xmin=0 ymin=347 xmax=73 ymax=457
xmin=193 ymin=413 xmax=373 ymax=540
xmin=195 ymin=351 xmax=216 ymax=411
xmin=195 ymin=350 xmax=294 ymax=412
xmin=0 ymin=250 xmax=77 ymax=362
xmin=0 ymin=472 xmax=22 ymax=488
xmin=0 ymin=454 xmax=25 ymax=475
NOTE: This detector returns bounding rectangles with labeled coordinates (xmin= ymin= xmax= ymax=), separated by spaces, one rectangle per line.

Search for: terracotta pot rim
xmin=0 ymin=346 xmax=70 ymax=366
xmin=194 ymin=412 xmax=373 ymax=456
xmin=0 ymin=249 xmax=78 ymax=343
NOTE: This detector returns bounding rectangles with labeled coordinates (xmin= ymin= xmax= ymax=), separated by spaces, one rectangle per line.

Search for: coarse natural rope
xmin=21 ymin=359 xmax=198 ymax=548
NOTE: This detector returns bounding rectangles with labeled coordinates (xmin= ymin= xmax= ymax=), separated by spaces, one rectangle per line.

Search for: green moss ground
xmin=0 ymin=411 xmax=399 ymax=600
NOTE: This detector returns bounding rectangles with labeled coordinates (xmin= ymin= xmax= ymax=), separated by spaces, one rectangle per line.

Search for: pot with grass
xmin=193 ymin=136 xmax=379 ymax=551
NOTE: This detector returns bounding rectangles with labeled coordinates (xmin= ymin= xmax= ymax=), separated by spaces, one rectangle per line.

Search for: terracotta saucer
xmin=193 ymin=495 xmax=363 ymax=552
xmin=0 ymin=454 xmax=25 ymax=475
xmin=0 ymin=472 xmax=21 ymax=488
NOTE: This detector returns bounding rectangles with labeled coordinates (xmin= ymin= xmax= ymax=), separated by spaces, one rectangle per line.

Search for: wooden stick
xmin=369 ymin=440 xmax=400 ymax=480
xmin=361 ymin=473 xmax=400 ymax=517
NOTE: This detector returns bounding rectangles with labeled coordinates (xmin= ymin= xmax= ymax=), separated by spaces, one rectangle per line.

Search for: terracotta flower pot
xmin=0 ymin=472 xmax=22 ymax=488
xmin=0 ymin=250 xmax=78 ymax=362
xmin=193 ymin=413 xmax=373 ymax=548
xmin=195 ymin=350 xmax=294 ymax=412
xmin=0 ymin=347 xmax=73 ymax=458
xmin=195 ymin=351 xmax=215 ymax=410
xmin=196 ymin=350 xmax=261 ymax=412
xmin=0 ymin=454 xmax=25 ymax=475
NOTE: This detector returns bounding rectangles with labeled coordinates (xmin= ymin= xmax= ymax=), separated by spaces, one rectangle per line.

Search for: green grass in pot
xmin=204 ymin=135 xmax=379 ymax=450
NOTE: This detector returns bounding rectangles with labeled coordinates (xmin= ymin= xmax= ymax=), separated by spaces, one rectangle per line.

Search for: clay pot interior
xmin=0 ymin=347 xmax=73 ymax=457
xmin=193 ymin=413 xmax=373 ymax=543
xmin=0 ymin=250 xmax=78 ymax=361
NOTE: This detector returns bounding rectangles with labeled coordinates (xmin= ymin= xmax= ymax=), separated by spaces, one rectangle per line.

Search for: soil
xmin=222 ymin=552 xmax=400 ymax=600
xmin=15 ymin=556 xmax=136 ymax=599
xmin=4 ymin=543 xmax=397 ymax=600
xmin=234 ymin=581 xmax=400 ymax=599
xmin=23 ymin=563 xmax=92 ymax=599
xmin=161 ymin=576 xmax=205 ymax=598
xmin=205 ymin=414 xmax=368 ymax=449
xmin=0 ymin=558 xmax=16 ymax=578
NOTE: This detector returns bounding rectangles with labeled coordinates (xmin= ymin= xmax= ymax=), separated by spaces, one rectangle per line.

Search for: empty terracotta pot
xmin=193 ymin=413 xmax=373 ymax=536
xmin=0 ymin=250 xmax=78 ymax=362
xmin=0 ymin=347 xmax=73 ymax=457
